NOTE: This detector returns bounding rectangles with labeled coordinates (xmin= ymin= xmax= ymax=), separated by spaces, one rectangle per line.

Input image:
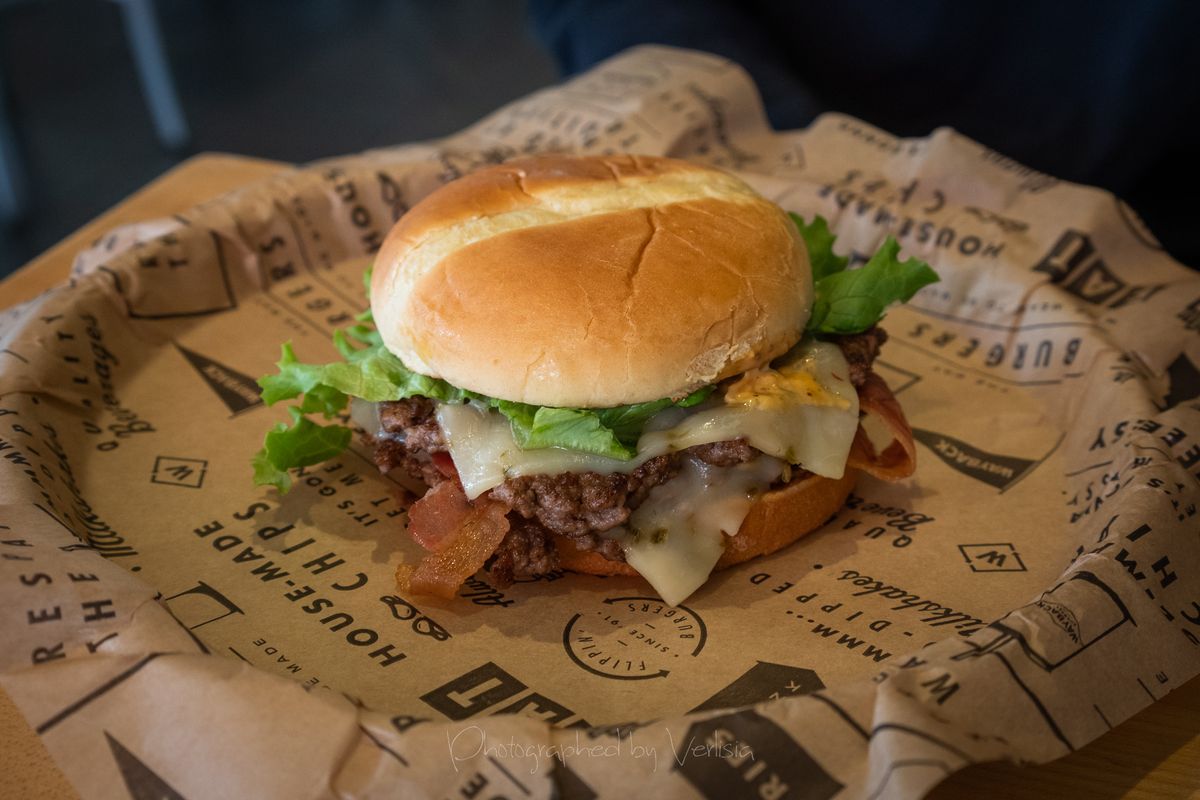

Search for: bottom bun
xmin=555 ymin=468 xmax=859 ymax=577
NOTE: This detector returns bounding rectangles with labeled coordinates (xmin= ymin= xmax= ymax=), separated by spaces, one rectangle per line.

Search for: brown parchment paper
xmin=1 ymin=45 xmax=1198 ymax=800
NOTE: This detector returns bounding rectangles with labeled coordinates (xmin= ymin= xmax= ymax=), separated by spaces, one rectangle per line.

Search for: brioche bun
xmin=371 ymin=155 xmax=811 ymax=407
xmin=555 ymin=467 xmax=858 ymax=577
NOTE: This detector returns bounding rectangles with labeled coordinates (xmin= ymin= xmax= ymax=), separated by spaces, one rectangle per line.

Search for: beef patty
xmin=370 ymin=328 xmax=883 ymax=582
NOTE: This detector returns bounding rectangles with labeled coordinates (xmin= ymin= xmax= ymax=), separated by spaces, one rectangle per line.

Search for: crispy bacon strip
xmin=400 ymin=493 xmax=511 ymax=599
xmin=848 ymin=370 xmax=917 ymax=481
xmin=407 ymin=480 xmax=471 ymax=552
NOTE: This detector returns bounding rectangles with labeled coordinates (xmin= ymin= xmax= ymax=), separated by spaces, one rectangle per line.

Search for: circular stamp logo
xmin=562 ymin=596 xmax=708 ymax=680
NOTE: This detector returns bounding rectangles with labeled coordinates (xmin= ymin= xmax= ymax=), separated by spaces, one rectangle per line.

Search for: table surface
xmin=0 ymin=153 xmax=1196 ymax=800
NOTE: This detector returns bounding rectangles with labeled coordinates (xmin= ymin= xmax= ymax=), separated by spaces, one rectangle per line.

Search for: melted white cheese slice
xmin=437 ymin=339 xmax=858 ymax=499
xmin=390 ymin=339 xmax=860 ymax=606
xmin=621 ymin=455 xmax=785 ymax=606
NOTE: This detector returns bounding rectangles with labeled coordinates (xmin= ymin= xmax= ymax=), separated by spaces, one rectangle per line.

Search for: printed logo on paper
xmin=151 ymin=456 xmax=208 ymax=489
xmin=118 ymin=230 xmax=239 ymax=318
xmin=951 ymin=571 xmax=1132 ymax=672
xmin=1032 ymin=230 xmax=1162 ymax=308
xmin=958 ymin=543 xmax=1027 ymax=573
xmin=691 ymin=661 xmax=824 ymax=713
xmin=912 ymin=428 xmax=1036 ymax=491
xmin=562 ymin=596 xmax=708 ymax=680
xmin=105 ymin=732 xmax=187 ymax=800
xmin=175 ymin=344 xmax=264 ymax=415
xmin=420 ymin=661 xmax=588 ymax=727
xmin=674 ymin=709 xmax=842 ymax=800
xmin=162 ymin=581 xmax=243 ymax=629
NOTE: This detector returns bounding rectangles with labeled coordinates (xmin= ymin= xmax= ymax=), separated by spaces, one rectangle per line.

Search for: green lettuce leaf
xmin=254 ymin=409 xmax=353 ymax=492
xmin=493 ymin=384 xmax=715 ymax=460
xmin=790 ymin=213 xmax=848 ymax=281
xmin=591 ymin=385 xmax=712 ymax=448
xmin=517 ymin=407 xmax=637 ymax=459
xmin=675 ymin=385 xmax=717 ymax=408
xmin=791 ymin=214 xmax=939 ymax=335
xmin=297 ymin=383 xmax=348 ymax=418
xmin=259 ymin=337 xmax=470 ymax=407
xmin=594 ymin=399 xmax=673 ymax=448
xmin=808 ymin=237 xmax=939 ymax=334
xmin=253 ymin=333 xmax=713 ymax=487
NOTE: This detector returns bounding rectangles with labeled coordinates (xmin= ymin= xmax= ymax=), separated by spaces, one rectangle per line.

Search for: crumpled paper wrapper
xmin=1 ymin=45 xmax=1198 ymax=800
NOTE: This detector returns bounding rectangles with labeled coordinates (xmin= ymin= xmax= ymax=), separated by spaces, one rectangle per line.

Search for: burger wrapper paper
xmin=1 ymin=46 xmax=1198 ymax=800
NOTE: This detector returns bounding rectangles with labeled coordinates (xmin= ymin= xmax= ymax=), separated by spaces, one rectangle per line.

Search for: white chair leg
xmin=0 ymin=69 xmax=27 ymax=223
xmin=113 ymin=0 xmax=189 ymax=150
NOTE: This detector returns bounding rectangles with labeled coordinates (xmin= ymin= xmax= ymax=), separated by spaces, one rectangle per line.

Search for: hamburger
xmin=253 ymin=155 xmax=935 ymax=606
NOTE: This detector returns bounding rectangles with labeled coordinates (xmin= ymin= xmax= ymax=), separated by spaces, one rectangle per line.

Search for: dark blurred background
xmin=1 ymin=0 xmax=1196 ymax=279
xmin=0 ymin=0 xmax=556 ymax=276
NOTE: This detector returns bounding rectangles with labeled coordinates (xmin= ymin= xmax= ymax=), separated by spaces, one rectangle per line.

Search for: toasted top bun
xmin=371 ymin=154 xmax=812 ymax=407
